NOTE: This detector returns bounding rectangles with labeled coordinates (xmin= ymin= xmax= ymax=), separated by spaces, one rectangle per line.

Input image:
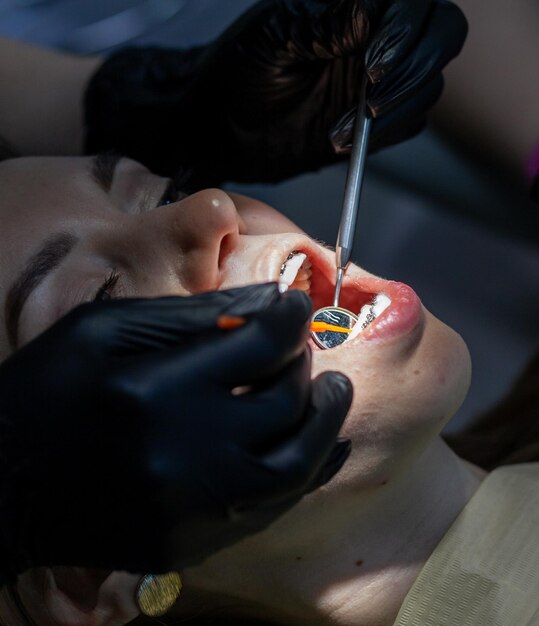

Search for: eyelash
xmin=157 ymin=178 xmax=188 ymax=207
xmin=94 ymin=271 xmax=120 ymax=302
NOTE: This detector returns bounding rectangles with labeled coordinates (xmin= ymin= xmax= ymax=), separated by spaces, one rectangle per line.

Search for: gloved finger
xmin=227 ymin=348 xmax=312 ymax=449
xmin=366 ymin=0 xmax=431 ymax=82
xmin=215 ymin=282 xmax=282 ymax=318
xmin=368 ymin=74 xmax=444 ymax=151
xmin=330 ymin=70 xmax=443 ymax=155
xmin=330 ymin=105 xmax=362 ymax=156
xmin=191 ymin=289 xmax=313 ymax=386
xmin=227 ymin=439 xmax=351 ymax=530
xmin=65 ymin=283 xmax=282 ymax=354
xmin=367 ymin=0 xmax=467 ymax=117
xmin=148 ymin=282 xmax=283 ymax=330
xmin=112 ymin=291 xmax=313 ymax=417
xmin=258 ymin=371 xmax=352 ymax=495
xmin=304 ymin=438 xmax=352 ymax=492
xmin=229 ymin=371 xmax=353 ymax=506
xmin=371 ymin=71 xmax=444 ymax=128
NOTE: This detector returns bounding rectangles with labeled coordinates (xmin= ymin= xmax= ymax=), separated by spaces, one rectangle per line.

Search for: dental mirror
xmin=310 ymin=307 xmax=357 ymax=350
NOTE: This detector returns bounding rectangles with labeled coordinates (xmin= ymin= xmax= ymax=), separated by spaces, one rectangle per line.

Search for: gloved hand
xmin=0 ymin=283 xmax=352 ymax=583
xmin=85 ymin=0 xmax=467 ymax=184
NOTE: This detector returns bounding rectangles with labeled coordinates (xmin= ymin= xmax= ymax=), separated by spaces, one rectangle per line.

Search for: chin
xmin=272 ymin=244 xmax=472 ymax=453
xmin=311 ymin=306 xmax=472 ymax=489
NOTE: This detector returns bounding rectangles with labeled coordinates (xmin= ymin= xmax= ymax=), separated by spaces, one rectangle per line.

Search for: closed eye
xmin=156 ymin=166 xmax=199 ymax=207
xmin=157 ymin=178 xmax=187 ymax=207
xmin=94 ymin=270 xmax=120 ymax=302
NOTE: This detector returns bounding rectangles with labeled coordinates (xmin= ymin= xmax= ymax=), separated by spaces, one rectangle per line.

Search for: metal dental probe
xmin=333 ymin=76 xmax=372 ymax=307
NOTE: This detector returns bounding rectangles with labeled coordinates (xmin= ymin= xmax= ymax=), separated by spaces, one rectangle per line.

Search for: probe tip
xmin=333 ymin=268 xmax=344 ymax=307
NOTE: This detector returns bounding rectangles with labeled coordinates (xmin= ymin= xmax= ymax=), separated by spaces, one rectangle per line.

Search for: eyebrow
xmin=5 ymin=232 xmax=78 ymax=349
xmin=91 ymin=152 xmax=122 ymax=192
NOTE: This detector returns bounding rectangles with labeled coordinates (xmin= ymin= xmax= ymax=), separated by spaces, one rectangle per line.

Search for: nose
xmin=145 ymin=189 xmax=244 ymax=293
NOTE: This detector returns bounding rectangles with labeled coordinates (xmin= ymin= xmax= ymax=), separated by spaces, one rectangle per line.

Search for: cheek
xmin=314 ymin=316 xmax=471 ymax=428
xmin=416 ymin=320 xmax=472 ymax=423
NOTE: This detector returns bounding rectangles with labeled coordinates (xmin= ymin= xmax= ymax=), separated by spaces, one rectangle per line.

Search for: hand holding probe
xmin=333 ymin=75 xmax=372 ymax=307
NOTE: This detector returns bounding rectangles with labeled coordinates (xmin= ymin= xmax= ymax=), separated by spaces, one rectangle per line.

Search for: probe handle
xmin=335 ymin=77 xmax=372 ymax=271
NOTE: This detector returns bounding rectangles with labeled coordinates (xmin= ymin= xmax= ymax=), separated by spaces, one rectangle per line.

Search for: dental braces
xmin=280 ymin=251 xmax=389 ymax=350
xmin=311 ymin=294 xmax=390 ymax=349
xmin=279 ymin=250 xmax=300 ymax=276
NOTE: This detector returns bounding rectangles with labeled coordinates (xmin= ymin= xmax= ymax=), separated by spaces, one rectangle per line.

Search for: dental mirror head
xmin=310 ymin=306 xmax=357 ymax=350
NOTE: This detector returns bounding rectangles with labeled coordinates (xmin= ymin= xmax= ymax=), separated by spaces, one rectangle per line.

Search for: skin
xmin=0 ymin=156 xmax=485 ymax=626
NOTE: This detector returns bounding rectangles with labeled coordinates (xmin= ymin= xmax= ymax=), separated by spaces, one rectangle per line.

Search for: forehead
xmin=0 ymin=156 xmax=110 ymax=255
xmin=0 ymin=157 xmax=104 ymax=316
xmin=0 ymin=156 xmax=97 ymax=210
xmin=0 ymin=157 xmax=95 ymax=347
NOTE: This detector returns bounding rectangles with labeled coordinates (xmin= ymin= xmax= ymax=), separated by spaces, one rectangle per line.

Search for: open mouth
xmin=278 ymin=248 xmax=391 ymax=348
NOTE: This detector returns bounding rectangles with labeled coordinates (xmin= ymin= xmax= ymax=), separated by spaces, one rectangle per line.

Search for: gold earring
xmin=135 ymin=572 xmax=182 ymax=617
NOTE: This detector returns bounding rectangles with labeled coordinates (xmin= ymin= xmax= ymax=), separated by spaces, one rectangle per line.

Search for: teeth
xmin=347 ymin=293 xmax=391 ymax=341
xmin=371 ymin=293 xmax=391 ymax=317
xmin=278 ymin=252 xmax=311 ymax=293
xmin=356 ymin=302 xmax=374 ymax=329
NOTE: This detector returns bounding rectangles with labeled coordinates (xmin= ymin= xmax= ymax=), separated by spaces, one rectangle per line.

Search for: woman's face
xmin=0 ymin=156 xmax=471 ymax=484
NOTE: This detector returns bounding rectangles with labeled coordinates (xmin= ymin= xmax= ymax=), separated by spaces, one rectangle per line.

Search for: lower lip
xmin=359 ymin=282 xmax=423 ymax=343
xmin=308 ymin=282 xmax=423 ymax=352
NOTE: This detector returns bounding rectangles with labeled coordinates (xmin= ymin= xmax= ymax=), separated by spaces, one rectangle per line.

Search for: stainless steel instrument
xmin=333 ymin=76 xmax=372 ymax=307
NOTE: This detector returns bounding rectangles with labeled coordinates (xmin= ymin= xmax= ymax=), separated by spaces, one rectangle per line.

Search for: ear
xmin=17 ymin=567 xmax=141 ymax=626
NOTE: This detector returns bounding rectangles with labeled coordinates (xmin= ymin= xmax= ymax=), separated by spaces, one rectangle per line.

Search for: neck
xmin=179 ymin=438 xmax=486 ymax=626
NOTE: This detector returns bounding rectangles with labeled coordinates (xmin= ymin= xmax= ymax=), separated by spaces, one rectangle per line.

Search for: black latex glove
xmin=0 ymin=283 xmax=352 ymax=584
xmin=85 ymin=0 xmax=467 ymax=184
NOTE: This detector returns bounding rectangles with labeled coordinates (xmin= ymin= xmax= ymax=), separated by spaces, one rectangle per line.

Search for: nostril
xmin=218 ymin=232 xmax=237 ymax=269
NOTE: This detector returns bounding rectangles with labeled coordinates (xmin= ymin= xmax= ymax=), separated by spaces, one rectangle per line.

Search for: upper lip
xmin=272 ymin=237 xmax=335 ymax=283
xmin=272 ymin=236 xmax=389 ymax=297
